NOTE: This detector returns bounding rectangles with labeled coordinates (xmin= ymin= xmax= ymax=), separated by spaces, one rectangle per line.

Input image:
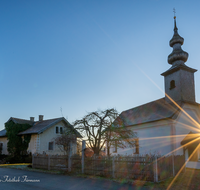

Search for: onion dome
xmin=168 ymin=17 xmax=188 ymax=65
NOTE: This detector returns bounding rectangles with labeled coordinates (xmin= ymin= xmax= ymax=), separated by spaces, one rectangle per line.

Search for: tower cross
xmin=173 ymin=8 xmax=176 ymax=18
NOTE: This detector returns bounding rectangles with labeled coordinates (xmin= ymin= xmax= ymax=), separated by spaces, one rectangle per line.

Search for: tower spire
xmin=161 ymin=12 xmax=197 ymax=104
xmin=173 ymin=8 xmax=177 ymax=31
xmin=168 ymin=13 xmax=188 ymax=65
xmin=174 ymin=17 xmax=178 ymax=32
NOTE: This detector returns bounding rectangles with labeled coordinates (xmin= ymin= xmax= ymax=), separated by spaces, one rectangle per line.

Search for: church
xmin=112 ymin=17 xmax=200 ymax=168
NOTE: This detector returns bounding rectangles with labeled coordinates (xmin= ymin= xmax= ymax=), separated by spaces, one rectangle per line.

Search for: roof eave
xmin=124 ymin=117 xmax=176 ymax=128
xmin=161 ymin=65 xmax=197 ymax=76
xmin=18 ymin=132 xmax=38 ymax=135
xmin=0 ymin=135 xmax=7 ymax=137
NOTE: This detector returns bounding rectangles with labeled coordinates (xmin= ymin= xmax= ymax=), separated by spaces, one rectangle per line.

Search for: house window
xmin=170 ymin=80 xmax=176 ymax=90
xmin=113 ymin=141 xmax=117 ymax=153
xmin=0 ymin=143 xmax=3 ymax=154
xmin=135 ymin=139 xmax=139 ymax=154
xmin=60 ymin=127 xmax=63 ymax=134
xmin=56 ymin=126 xmax=59 ymax=134
xmin=48 ymin=142 xmax=54 ymax=150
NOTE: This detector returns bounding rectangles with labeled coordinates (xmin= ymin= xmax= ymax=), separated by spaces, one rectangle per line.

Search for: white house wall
xmin=35 ymin=121 xmax=77 ymax=155
xmin=112 ymin=120 xmax=173 ymax=156
xmin=0 ymin=137 xmax=8 ymax=155
xmin=27 ymin=134 xmax=37 ymax=154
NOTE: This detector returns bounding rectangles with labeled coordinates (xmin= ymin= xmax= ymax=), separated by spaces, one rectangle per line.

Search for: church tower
xmin=161 ymin=16 xmax=197 ymax=103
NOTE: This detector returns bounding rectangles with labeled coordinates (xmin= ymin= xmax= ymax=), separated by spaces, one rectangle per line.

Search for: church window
xmin=113 ymin=141 xmax=117 ymax=153
xmin=134 ymin=139 xmax=139 ymax=154
xmin=170 ymin=80 xmax=176 ymax=90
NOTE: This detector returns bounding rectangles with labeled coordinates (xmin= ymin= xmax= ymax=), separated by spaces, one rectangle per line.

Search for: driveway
xmin=0 ymin=168 xmax=151 ymax=190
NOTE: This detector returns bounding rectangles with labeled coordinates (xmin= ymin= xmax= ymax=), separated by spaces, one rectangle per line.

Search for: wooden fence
xmin=156 ymin=155 xmax=185 ymax=181
xmin=32 ymin=153 xmax=185 ymax=182
xmin=32 ymin=154 xmax=68 ymax=171
xmin=114 ymin=156 xmax=155 ymax=181
xmin=71 ymin=155 xmax=82 ymax=173
xmin=32 ymin=141 xmax=185 ymax=182
xmin=84 ymin=156 xmax=113 ymax=177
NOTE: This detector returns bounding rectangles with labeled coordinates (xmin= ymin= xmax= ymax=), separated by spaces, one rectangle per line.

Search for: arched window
xmin=170 ymin=80 xmax=176 ymax=90
xmin=135 ymin=138 xmax=139 ymax=154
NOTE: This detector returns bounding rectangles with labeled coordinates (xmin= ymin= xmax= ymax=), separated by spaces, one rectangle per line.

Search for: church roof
xmin=117 ymin=98 xmax=181 ymax=127
xmin=181 ymin=131 xmax=200 ymax=146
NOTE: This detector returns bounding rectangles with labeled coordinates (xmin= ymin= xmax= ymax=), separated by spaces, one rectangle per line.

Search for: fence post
xmin=172 ymin=154 xmax=175 ymax=176
xmin=82 ymin=140 xmax=86 ymax=174
xmin=32 ymin=154 xmax=34 ymax=169
xmin=68 ymin=141 xmax=72 ymax=172
xmin=48 ymin=155 xmax=50 ymax=170
xmin=154 ymin=156 xmax=158 ymax=182
xmin=184 ymin=153 xmax=186 ymax=173
xmin=112 ymin=157 xmax=115 ymax=178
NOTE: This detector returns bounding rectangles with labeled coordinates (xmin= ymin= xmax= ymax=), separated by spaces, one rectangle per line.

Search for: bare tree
xmin=54 ymin=134 xmax=76 ymax=154
xmin=54 ymin=126 xmax=81 ymax=155
xmin=105 ymin=116 xmax=137 ymax=156
xmin=73 ymin=108 xmax=137 ymax=155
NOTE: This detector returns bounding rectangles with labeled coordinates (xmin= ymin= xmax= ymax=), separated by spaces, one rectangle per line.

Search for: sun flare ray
xmin=167 ymin=143 xmax=200 ymax=190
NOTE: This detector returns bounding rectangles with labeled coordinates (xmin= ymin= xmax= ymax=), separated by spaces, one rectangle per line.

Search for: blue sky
xmin=0 ymin=0 xmax=200 ymax=130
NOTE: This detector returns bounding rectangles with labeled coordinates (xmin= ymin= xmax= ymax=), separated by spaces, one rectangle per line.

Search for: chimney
xmin=30 ymin=117 xmax=34 ymax=122
xmin=39 ymin=115 xmax=44 ymax=121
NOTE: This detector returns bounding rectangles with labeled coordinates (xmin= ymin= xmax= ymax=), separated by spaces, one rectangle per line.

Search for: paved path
xmin=0 ymin=168 xmax=151 ymax=190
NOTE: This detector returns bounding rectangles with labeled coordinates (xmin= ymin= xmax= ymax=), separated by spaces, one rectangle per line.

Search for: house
xmin=0 ymin=129 xmax=8 ymax=155
xmin=0 ymin=115 xmax=82 ymax=155
xmin=111 ymin=17 xmax=200 ymax=169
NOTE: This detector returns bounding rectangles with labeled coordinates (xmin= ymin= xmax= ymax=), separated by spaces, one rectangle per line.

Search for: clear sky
xmin=0 ymin=0 xmax=200 ymax=130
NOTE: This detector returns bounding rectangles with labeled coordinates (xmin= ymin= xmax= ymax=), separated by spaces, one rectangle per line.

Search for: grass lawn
xmin=132 ymin=168 xmax=200 ymax=190
xmin=1 ymin=164 xmax=200 ymax=190
xmin=162 ymin=168 xmax=200 ymax=190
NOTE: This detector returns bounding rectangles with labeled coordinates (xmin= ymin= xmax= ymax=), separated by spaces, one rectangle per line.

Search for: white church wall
xmin=174 ymin=103 xmax=200 ymax=155
xmin=111 ymin=120 xmax=173 ymax=156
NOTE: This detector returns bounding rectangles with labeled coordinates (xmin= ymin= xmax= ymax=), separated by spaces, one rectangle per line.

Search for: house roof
xmin=6 ymin=117 xmax=35 ymax=125
xmin=0 ymin=129 xmax=7 ymax=137
xmin=115 ymin=98 xmax=182 ymax=127
xmin=18 ymin=117 xmax=82 ymax=137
